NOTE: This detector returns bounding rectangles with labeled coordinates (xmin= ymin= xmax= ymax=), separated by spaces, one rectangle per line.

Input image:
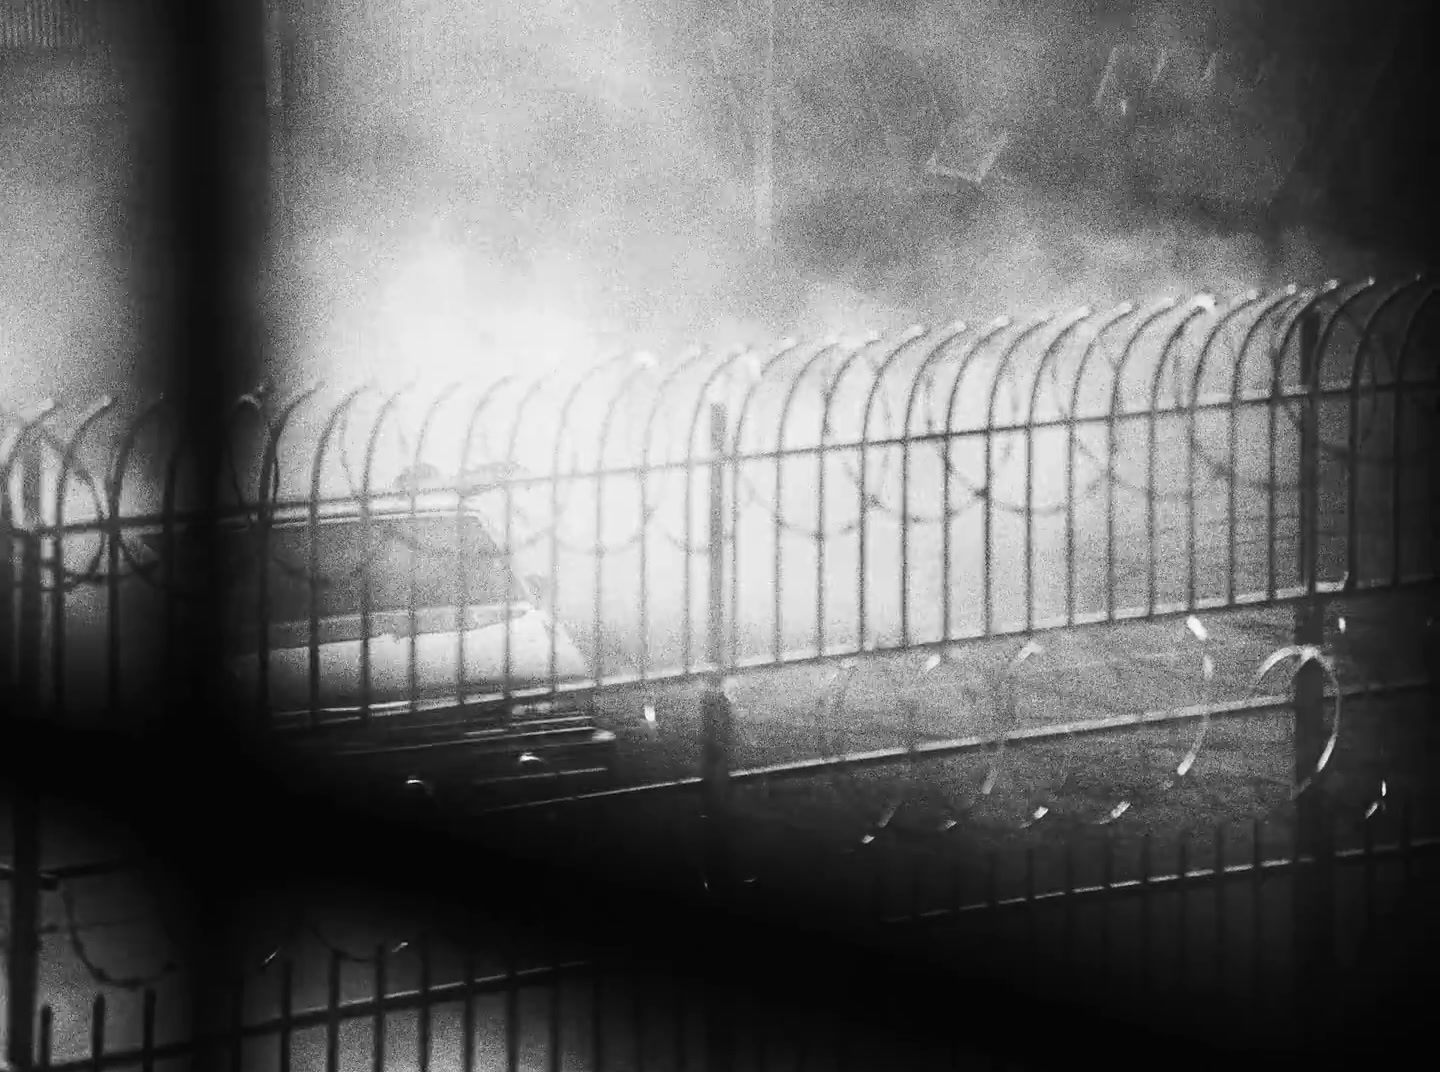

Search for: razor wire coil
xmin=3 ymin=275 xmax=1434 ymax=701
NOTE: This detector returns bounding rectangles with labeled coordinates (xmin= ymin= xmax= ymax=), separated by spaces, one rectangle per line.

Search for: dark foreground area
xmin=6 ymin=590 xmax=1439 ymax=1067
xmin=5 ymin=667 xmax=1440 ymax=1069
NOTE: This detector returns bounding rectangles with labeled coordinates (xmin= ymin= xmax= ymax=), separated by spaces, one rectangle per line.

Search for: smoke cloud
xmin=0 ymin=1 xmax=1407 ymax=408
xmin=272 ymin=0 xmax=1393 ymax=397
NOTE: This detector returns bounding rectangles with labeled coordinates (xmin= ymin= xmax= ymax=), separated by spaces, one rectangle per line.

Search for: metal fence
xmin=4 ymin=276 xmax=1436 ymax=708
xmin=3 ymin=798 xmax=1439 ymax=1068
xmin=4 ymin=274 xmax=1440 ymax=1064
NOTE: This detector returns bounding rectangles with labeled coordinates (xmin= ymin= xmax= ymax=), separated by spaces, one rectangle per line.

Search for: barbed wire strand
xmin=6 ymin=281 xmax=1431 ymax=656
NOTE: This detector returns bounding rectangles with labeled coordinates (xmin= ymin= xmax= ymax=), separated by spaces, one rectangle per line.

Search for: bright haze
xmin=1 ymin=0 xmax=1431 ymax=403
xmin=271 ymin=0 xmax=1420 ymax=391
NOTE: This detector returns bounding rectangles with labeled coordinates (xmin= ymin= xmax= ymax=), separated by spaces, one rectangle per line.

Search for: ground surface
xmin=7 ymin=585 xmax=1435 ymax=1065
xmin=595 ymin=587 xmax=1438 ymax=862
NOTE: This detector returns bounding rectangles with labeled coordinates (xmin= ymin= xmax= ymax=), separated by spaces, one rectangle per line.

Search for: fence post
xmin=1293 ymin=306 xmax=1333 ymax=1048
xmin=701 ymin=402 xmax=736 ymax=1072
xmin=702 ymin=402 xmax=734 ymax=877
xmin=5 ymin=442 xmax=45 ymax=1071
xmin=4 ymin=761 xmax=42 ymax=1072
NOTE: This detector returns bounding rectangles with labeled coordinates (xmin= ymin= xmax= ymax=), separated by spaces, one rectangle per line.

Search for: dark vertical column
xmin=160 ymin=0 xmax=266 ymax=716
xmin=4 ymin=766 xmax=42 ymax=1072
xmin=149 ymin=0 xmax=268 ymax=1065
xmin=4 ymin=436 xmax=46 ymax=1070
xmin=1292 ymin=306 xmax=1333 ymax=1049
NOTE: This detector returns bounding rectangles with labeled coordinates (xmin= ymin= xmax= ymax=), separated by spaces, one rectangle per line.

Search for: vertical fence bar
xmin=638 ymin=441 xmax=651 ymax=681
xmin=1387 ymin=321 xmax=1405 ymax=589
xmin=141 ymin=990 xmax=156 ymax=1072
xmin=771 ymin=399 xmax=786 ymax=663
xmin=1296 ymin=304 xmax=1325 ymax=608
xmin=592 ymin=962 xmax=604 ymax=1072
xmin=89 ymin=995 xmax=106 ymax=1072
xmin=6 ymin=433 xmax=44 ymax=1072
xmin=1214 ymin=822 xmax=1226 ymax=1008
xmin=1265 ymin=319 xmax=1282 ymax=600
xmin=35 ymin=1007 xmax=51 ymax=1071
xmin=326 ymin=951 xmax=341 ymax=1072
xmin=462 ymin=951 xmax=477 ymax=1072
xmin=1293 ymin=307 xmax=1333 ymax=1048
xmin=418 ymin=936 xmax=431 ymax=1072
xmin=725 ymin=372 xmax=749 ymax=673
xmin=1100 ymin=833 xmax=1113 ymax=985
xmin=1139 ymin=833 xmax=1152 ymax=1006
xmin=708 ymin=402 xmax=728 ymax=673
xmin=1226 ymin=357 xmax=1241 ymax=605
xmin=0 ymin=439 xmax=14 ymax=715
xmin=1345 ymin=318 xmax=1364 ymax=592
xmin=279 ymin=958 xmax=294 ymax=1072
xmin=593 ymin=418 xmax=609 ymax=688
xmin=814 ymin=403 xmax=827 ymax=659
xmin=1024 ymin=846 xmax=1038 ymax=995
xmin=1062 ymin=844 xmax=1075 ymax=987
xmin=373 ymin=945 xmax=387 ymax=1072
xmin=49 ymin=449 xmax=67 ymax=719
xmin=1104 ymin=369 xmax=1120 ymax=622
xmin=938 ymin=419 xmax=953 ymax=644
xmin=684 ymin=419 xmax=698 ymax=674
xmin=506 ymin=944 xmax=521 ymax=1072
xmin=1251 ymin=818 xmax=1264 ymax=1010
xmin=5 ymin=701 xmax=42 ymax=1072
xmin=703 ymin=407 xmax=737 ymax=1072
xmin=549 ymin=955 xmax=563 ymax=1072
xmin=1362 ymin=807 xmax=1376 ymax=934
xmin=1177 ymin=834 xmax=1189 ymax=1003
xmin=702 ymin=402 xmax=734 ymax=901
xmin=254 ymin=463 xmax=274 ymax=729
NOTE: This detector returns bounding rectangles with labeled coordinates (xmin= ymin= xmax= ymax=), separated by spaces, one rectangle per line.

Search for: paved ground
xmin=597 ymin=586 xmax=1438 ymax=855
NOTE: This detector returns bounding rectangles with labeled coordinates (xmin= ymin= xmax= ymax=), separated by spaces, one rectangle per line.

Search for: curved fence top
xmin=3 ymin=276 xmax=1438 ymax=705
xmin=6 ymin=276 xmax=1436 ymax=514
